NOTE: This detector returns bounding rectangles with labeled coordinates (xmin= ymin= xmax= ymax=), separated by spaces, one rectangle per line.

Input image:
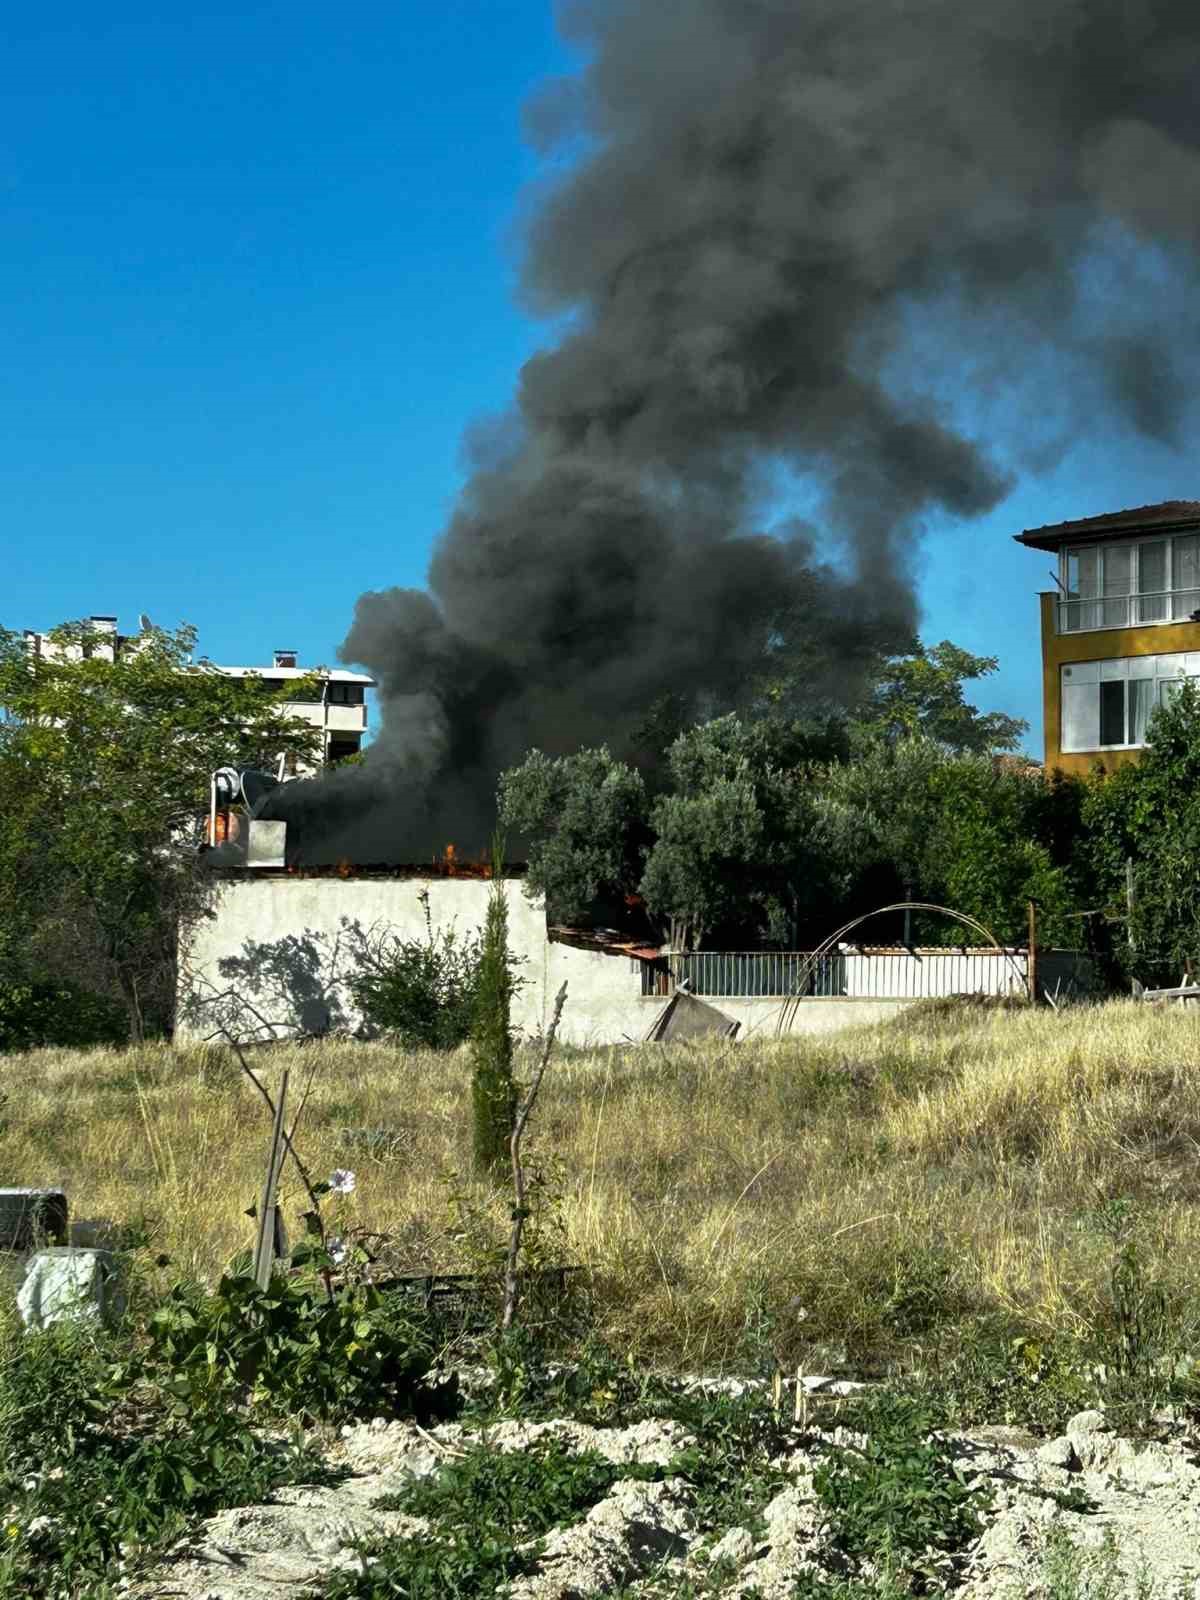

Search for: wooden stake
xmin=253 ymin=1069 xmax=289 ymax=1290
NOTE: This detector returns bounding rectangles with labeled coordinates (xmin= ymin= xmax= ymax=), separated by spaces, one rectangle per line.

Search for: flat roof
xmin=1013 ymin=500 xmax=1200 ymax=553
xmin=214 ymin=665 xmax=377 ymax=685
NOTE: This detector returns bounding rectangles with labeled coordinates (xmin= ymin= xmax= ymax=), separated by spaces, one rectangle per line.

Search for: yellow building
xmin=1016 ymin=500 xmax=1200 ymax=776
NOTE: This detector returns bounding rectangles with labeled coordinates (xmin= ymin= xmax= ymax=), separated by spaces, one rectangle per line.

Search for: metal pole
xmin=1126 ymin=858 xmax=1136 ymax=952
xmin=1027 ymin=901 xmax=1038 ymax=1004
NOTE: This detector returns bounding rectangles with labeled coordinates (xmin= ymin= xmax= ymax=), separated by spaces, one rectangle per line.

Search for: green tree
xmin=470 ymin=837 xmax=517 ymax=1179
xmin=639 ymin=716 xmax=846 ymax=949
xmin=820 ymin=735 xmax=949 ymax=916
xmin=499 ymin=747 xmax=648 ymax=925
xmin=852 ymin=639 xmax=1029 ymax=754
xmin=821 ymin=737 xmax=1078 ymax=946
xmin=926 ymin=760 xmax=1075 ymax=946
xmin=0 ymin=619 xmax=322 ymax=1040
xmin=1082 ymin=679 xmax=1200 ymax=981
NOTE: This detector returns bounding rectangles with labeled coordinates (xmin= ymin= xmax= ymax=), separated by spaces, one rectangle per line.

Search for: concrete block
xmin=17 ymin=1247 xmax=126 ymax=1332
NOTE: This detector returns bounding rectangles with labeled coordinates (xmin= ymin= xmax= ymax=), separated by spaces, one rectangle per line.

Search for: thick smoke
xmin=277 ymin=0 xmax=1200 ymax=861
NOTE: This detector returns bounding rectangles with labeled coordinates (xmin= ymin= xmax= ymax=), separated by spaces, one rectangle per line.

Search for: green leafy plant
xmin=145 ymin=1263 xmax=448 ymax=1425
xmin=812 ymin=1390 xmax=991 ymax=1589
xmin=317 ymin=1437 xmax=661 ymax=1599
xmin=0 ymin=1316 xmax=332 ymax=1598
xmin=348 ymin=891 xmax=483 ymax=1049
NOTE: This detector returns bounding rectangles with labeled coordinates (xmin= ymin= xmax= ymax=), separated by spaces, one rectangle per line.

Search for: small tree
xmin=1083 ymin=679 xmax=1200 ymax=980
xmin=470 ymin=837 xmax=518 ymax=1179
xmin=639 ymin=715 xmax=840 ymax=948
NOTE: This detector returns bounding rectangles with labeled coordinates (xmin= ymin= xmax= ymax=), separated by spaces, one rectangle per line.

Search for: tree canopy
xmin=0 ymin=619 xmax=323 ymax=1038
xmin=850 ymin=639 xmax=1028 ymax=753
xmin=501 ymin=637 xmax=1044 ymax=950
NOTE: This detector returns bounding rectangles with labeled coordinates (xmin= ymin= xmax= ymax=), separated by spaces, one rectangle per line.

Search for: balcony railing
xmin=1058 ymin=587 xmax=1200 ymax=633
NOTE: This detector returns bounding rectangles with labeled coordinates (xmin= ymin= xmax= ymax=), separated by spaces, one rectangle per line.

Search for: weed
xmin=880 ymin=1240 xmax=968 ymax=1338
xmin=13 ymin=1003 xmax=1200 ymax=1382
xmin=315 ymin=1437 xmax=661 ymax=1599
xmin=1033 ymin=1523 xmax=1158 ymax=1600
xmin=0 ymin=1315 xmax=334 ymax=1598
xmin=812 ymin=1389 xmax=991 ymax=1591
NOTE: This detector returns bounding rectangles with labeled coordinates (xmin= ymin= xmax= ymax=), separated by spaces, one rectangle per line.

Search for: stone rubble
xmin=130 ymin=1401 xmax=1200 ymax=1600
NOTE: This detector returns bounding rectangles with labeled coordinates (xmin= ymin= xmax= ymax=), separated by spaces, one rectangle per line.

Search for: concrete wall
xmin=178 ymin=875 xmax=1090 ymax=1048
xmin=717 ymin=997 xmax=916 ymax=1037
xmin=178 ymin=875 xmax=649 ymax=1048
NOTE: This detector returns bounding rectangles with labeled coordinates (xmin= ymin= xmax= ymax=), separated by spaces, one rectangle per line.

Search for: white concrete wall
xmin=719 ymin=997 xmax=919 ymax=1037
xmin=178 ymin=877 xmax=1076 ymax=1048
xmin=177 ymin=875 xmax=645 ymax=1048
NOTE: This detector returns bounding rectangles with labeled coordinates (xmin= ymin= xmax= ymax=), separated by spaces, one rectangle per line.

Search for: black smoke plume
xmin=273 ymin=0 xmax=1200 ymax=862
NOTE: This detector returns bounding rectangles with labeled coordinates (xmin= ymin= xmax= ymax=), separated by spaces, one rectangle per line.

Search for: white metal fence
xmin=643 ymin=948 xmax=1034 ymax=999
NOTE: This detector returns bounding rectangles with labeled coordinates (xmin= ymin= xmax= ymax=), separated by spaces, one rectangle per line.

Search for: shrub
xmin=349 ymin=891 xmax=482 ymax=1049
xmin=0 ymin=978 xmax=127 ymax=1054
xmin=145 ymin=1262 xmax=449 ymax=1425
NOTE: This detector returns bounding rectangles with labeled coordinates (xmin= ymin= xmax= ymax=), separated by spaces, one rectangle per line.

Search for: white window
xmin=1060 ymin=532 xmax=1200 ymax=631
xmin=1060 ymin=654 xmax=1197 ymax=752
xmin=1173 ymin=535 xmax=1200 ymax=620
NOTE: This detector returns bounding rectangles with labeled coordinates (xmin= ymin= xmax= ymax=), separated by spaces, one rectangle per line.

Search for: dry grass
xmin=7 ymin=999 xmax=1200 ymax=1373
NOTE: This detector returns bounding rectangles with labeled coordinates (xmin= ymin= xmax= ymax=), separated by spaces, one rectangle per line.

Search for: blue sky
xmin=5 ymin=1 xmax=1197 ymax=759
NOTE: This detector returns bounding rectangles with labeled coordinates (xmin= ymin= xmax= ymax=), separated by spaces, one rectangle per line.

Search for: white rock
xmin=1066 ymin=1408 xmax=1108 ymax=1435
xmin=708 ymin=1525 xmax=757 ymax=1566
xmin=17 ymin=1248 xmax=124 ymax=1331
xmin=1035 ymin=1436 xmax=1078 ymax=1470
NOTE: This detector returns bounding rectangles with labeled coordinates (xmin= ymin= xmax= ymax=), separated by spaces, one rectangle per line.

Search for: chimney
xmin=88 ymin=616 xmax=118 ymax=662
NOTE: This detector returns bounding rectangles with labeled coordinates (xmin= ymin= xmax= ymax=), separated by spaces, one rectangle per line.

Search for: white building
xmin=22 ymin=616 xmax=376 ymax=769
xmin=218 ymin=649 xmax=375 ymax=770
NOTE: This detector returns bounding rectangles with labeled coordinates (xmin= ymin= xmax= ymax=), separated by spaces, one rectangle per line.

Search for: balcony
xmin=1058 ymin=587 xmax=1200 ymax=633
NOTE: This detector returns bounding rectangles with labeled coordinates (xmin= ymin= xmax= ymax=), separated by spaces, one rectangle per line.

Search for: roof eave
xmin=1014 ymin=513 xmax=1200 ymax=552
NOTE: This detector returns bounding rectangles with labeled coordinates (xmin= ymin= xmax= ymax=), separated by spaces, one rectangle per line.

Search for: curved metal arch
xmin=776 ymin=901 xmax=1028 ymax=1036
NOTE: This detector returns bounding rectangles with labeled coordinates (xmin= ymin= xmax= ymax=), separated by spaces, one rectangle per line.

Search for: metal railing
xmin=642 ymin=949 xmax=1029 ymax=999
xmin=1058 ymin=587 xmax=1200 ymax=633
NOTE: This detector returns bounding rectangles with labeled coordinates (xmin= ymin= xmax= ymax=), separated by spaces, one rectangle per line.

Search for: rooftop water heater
xmin=208 ymin=766 xmax=288 ymax=868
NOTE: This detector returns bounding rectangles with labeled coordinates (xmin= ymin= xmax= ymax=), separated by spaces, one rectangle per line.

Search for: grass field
xmin=7 ymin=998 xmax=1200 ymax=1381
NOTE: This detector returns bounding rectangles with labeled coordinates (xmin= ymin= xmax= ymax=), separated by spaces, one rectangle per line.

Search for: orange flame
xmin=433 ymin=842 xmax=493 ymax=879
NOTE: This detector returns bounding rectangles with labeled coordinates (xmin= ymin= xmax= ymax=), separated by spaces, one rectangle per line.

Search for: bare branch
xmin=501 ymin=982 xmax=568 ymax=1332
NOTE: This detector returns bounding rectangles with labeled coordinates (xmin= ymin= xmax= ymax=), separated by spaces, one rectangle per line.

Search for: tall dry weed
xmin=6 ymin=1000 xmax=1200 ymax=1371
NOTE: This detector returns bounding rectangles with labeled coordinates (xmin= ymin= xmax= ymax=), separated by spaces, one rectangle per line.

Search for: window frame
xmin=1059 ymin=531 xmax=1200 ymax=632
xmin=1060 ymin=654 xmax=1199 ymax=753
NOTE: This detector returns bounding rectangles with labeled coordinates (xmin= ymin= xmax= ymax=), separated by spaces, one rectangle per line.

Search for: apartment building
xmin=1016 ymin=501 xmax=1200 ymax=775
xmin=22 ymin=616 xmax=376 ymax=769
